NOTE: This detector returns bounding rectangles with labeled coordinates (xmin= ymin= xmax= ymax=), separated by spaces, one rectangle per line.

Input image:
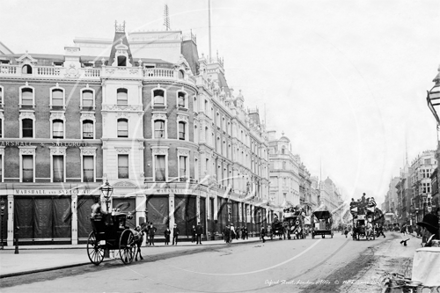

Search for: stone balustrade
xmin=0 ymin=64 xmax=101 ymax=80
xmin=0 ymin=64 xmax=196 ymax=84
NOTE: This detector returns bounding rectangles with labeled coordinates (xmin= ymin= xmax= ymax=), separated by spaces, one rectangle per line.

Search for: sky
xmin=1 ymin=0 xmax=439 ymax=204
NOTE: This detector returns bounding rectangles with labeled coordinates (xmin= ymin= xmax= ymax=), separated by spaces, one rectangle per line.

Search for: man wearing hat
xmin=417 ymin=214 xmax=439 ymax=247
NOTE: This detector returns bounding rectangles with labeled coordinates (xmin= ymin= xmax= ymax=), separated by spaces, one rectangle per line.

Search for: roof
xmin=313 ymin=211 xmax=332 ymax=219
xmin=108 ymin=30 xmax=134 ymax=66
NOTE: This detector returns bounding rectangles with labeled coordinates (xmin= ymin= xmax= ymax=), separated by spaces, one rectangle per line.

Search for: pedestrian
xmin=260 ymin=225 xmax=266 ymax=243
xmin=344 ymin=226 xmax=349 ymax=238
xmin=417 ymin=214 xmax=440 ymax=247
xmin=172 ymin=224 xmax=180 ymax=245
xmin=223 ymin=224 xmax=231 ymax=243
xmin=245 ymin=227 xmax=248 ymax=239
xmin=230 ymin=223 xmax=236 ymax=240
xmin=241 ymin=226 xmax=245 ymax=240
xmin=196 ymin=222 xmax=203 ymax=245
xmin=148 ymin=222 xmax=157 ymax=246
xmin=164 ymin=226 xmax=171 ymax=245
xmin=191 ymin=225 xmax=196 ymax=243
xmin=401 ymin=224 xmax=407 ymax=236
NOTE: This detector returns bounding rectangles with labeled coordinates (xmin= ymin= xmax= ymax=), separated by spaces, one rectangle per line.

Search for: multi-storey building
xmin=0 ymin=23 xmax=272 ymax=246
xmin=299 ymin=161 xmax=313 ymax=213
xmin=395 ymin=163 xmax=411 ymax=225
xmin=409 ymin=150 xmax=437 ymax=223
xmin=318 ymin=177 xmax=344 ymax=212
xmin=268 ymin=131 xmax=300 ymax=213
xmin=384 ymin=177 xmax=400 ymax=215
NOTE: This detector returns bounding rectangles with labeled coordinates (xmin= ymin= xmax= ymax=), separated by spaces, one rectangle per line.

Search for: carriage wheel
xmin=87 ymin=231 xmax=105 ymax=266
xmin=119 ymin=229 xmax=136 ymax=264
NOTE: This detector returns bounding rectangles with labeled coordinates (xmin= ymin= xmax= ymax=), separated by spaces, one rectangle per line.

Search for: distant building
xmin=268 ymin=131 xmax=300 ymax=212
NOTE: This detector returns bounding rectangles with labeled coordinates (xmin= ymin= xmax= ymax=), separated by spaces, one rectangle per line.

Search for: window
xmin=281 ymin=148 xmax=285 ymax=154
xmin=82 ymin=120 xmax=94 ymax=139
xmin=178 ymin=92 xmax=186 ymax=108
xmin=22 ymin=64 xmax=32 ymax=74
xmin=0 ymin=86 xmax=3 ymax=106
xmin=117 ymin=118 xmax=128 ymax=138
xmin=82 ymin=89 xmax=94 ymax=108
xmin=83 ymin=156 xmax=94 ymax=182
xmin=22 ymin=119 xmax=33 ymax=138
xmin=53 ymin=155 xmax=64 ymax=182
xmin=117 ymin=56 xmax=127 ymax=67
xmin=51 ymin=88 xmax=64 ymax=107
xmin=425 ymin=159 xmax=431 ymax=165
xmin=179 ymin=156 xmax=188 ymax=180
xmin=117 ymin=88 xmax=128 ymax=106
xmin=52 ymin=120 xmax=64 ymax=139
xmin=0 ymin=155 xmax=2 ymax=182
xmin=155 ymin=155 xmax=166 ymax=181
xmin=154 ymin=120 xmax=165 ymax=138
xmin=22 ymin=155 xmax=33 ymax=182
xmin=21 ymin=88 xmax=33 ymax=106
xmin=118 ymin=155 xmax=129 ymax=179
xmin=153 ymin=89 xmax=165 ymax=106
xmin=178 ymin=70 xmax=185 ymax=79
xmin=178 ymin=121 xmax=186 ymax=140
xmin=0 ymin=118 xmax=2 ymax=138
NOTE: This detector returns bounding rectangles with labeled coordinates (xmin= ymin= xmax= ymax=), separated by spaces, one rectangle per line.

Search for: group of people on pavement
xmin=190 ymin=223 xmax=204 ymax=244
xmin=141 ymin=222 xmax=204 ymax=246
xmin=222 ymin=224 xmax=249 ymax=243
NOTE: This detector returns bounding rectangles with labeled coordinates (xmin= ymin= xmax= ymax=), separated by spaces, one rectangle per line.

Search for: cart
xmin=87 ymin=212 xmax=141 ymax=265
xmin=311 ymin=210 xmax=334 ymax=239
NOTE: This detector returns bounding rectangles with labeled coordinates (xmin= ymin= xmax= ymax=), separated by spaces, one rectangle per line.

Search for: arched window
xmin=178 ymin=121 xmax=186 ymax=140
xmin=178 ymin=70 xmax=185 ymax=79
xmin=153 ymin=89 xmax=165 ymax=106
xmin=82 ymin=89 xmax=94 ymax=108
xmin=51 ymin=88 xmax=64 ymax=107
xmin=22 ymin=64 xmax=32 ymax=74
xmin=154 ymin=120 xmax=165 ymax=138
xmin=82 ymin=120 xmax=94 ymax=139
xmin=117 ymin=88 xmax=128 ymax=106
xmin=117 ymin=118 xmax=128 ymax=138
xmin=21 ymin=88 xmax=34 ymax=106
xmin=22 ymin=118 xmax=33 ymax=138
xmin=177 ymin=92 xmax=186 ymax=108
xmin=281 ymin=147 xmax=285 ymax=154
xmin=52 ymin=119 xmax=64 ymax=139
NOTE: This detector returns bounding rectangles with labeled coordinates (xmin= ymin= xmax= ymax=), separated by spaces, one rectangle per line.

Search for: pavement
xmin=0 ymin=237 xmax=261 ymax=278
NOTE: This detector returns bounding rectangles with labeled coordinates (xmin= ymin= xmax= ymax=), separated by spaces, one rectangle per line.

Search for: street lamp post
xmin=99 ymin=180 xmax=114 ymax=214
xmin=426 ymin=64 xmax=440 ymax=238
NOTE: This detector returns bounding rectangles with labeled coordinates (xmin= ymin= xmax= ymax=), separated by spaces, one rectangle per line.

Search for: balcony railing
xmin=0 ymin=64 xmax=100 ymax=79
xmin=1 ymin=64 xmax=197 ymax=83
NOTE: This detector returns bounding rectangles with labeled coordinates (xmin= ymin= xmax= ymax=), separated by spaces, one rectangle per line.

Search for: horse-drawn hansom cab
xmin=87 ymin=197 xmax=145 ymax=265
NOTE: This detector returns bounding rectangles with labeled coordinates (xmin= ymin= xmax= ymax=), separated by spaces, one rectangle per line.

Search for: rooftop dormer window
xmin=118 ymin=56 xmax=127 ymax=67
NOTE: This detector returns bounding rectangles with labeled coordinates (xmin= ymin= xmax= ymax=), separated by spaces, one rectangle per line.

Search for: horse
xmin=133 ymin=222 xmax=148 ymax=261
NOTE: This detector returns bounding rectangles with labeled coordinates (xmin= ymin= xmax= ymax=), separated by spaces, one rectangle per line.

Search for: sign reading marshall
xmin=15 ymin=189 xmax=92 ymax=195
xmin=0 ymin=141 xmax=92 ymax=147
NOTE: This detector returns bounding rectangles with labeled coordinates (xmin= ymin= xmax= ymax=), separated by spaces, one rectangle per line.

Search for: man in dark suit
xmin=196 ymin=222 xmax=203 ymax=245
xmin=172 ymin=224 xmax=180 ymax=245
